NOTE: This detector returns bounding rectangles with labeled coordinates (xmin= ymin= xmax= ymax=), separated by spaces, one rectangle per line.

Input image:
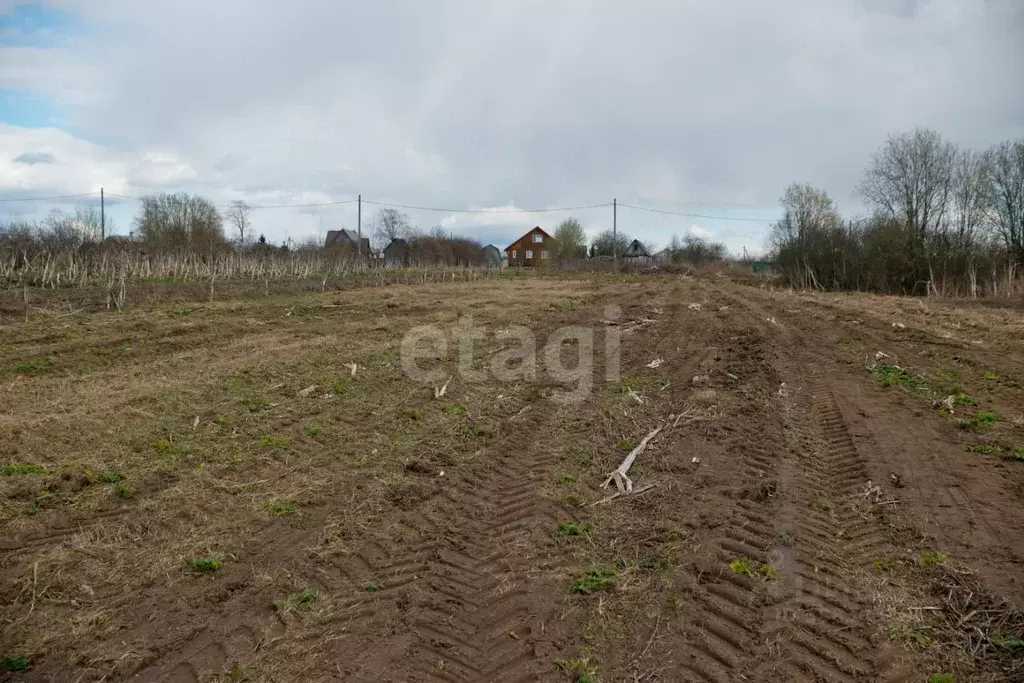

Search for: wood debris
xmin=434 ymin=376 xmax=451 ymax=399
xmin=687 ymin=303 xmax=702 ymax=311
xmin=645 ymin=358 xmax=664 ymax=369
xmin=298 ymin=384 xmax=318 ymax=397
xmin=601 ymin=424 xmax=663 ymax=493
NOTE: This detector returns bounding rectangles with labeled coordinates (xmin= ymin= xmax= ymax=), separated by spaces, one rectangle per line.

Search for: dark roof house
xmin=481 ymin=244 xmax=502 ymax=266
xmin=383 ymin=237 xmax=410 ymax=267
xmin=624 ymin=239 xmax=651 ymax=259
xmin=325 ymin=228 xmax=372 ymax=255
xmin=505 ymin=226 xmax=553 ymax=267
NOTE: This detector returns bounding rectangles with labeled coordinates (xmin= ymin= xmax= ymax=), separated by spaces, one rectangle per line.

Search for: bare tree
xmin=988 ymin=139 xmax=1024 ymax=263
xmin=135 ymin=193 xmax=225 ymax=251
xmin=372 ymin=208 xmax=411 ymax=248
xmin=225 ymin=200 xmax=252 ymax=244
xmin=590 ymin=229 xmax=630 ymax=258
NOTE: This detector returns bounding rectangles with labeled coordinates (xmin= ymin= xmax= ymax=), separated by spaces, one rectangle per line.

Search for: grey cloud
xmin=13 ymin=151 xmax=57 ymax=165
xmin=13 ymin=0 xmax=1024 ymax=251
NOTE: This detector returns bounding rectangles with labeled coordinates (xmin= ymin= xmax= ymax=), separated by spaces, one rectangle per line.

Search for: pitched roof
xmin=504 ymin=226 xmax=552 ymax=251
xmin=625 ymin=239 xmax=651 ymax=257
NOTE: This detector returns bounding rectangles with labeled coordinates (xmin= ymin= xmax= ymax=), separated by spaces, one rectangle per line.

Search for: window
xmin=511 ymin=249 xmax=517 ymax=259
xmin=541 ymin=249 xmax=549 ymax=259
xmin=525 ymin=249 xmax=533 ymax=259
xmin=532 ymin=233 xmax=543 ymax=243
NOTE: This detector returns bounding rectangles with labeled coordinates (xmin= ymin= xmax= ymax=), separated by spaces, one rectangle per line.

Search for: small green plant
xmin=275 ymin=587 xmax=317 ymax=615
xmin=2 ymin=655 xmax=29 ymax=672
xmin=554 ymin=474 xmax=574 ymax=484
xmin=729 ymin=557 xmax=780 ymax=580
xmin=927 ymin=674 xmax=954 ymax=683
xmin=12 ymin=356 xmax=56 ymax=374
xmin=809 ymin=489 xmax=833 ymax=511
xmin=113 ymin=482 xmax=134 ymax=498
xmin=166 ymin=307 xmax=196 ymax=317
xmin=562 ymin=494 xmax=584 ymax=507
xmin=966 ymin=444 xmax=1000 ymax=454
xmin=239 ymin=395 xmax=271 ymax=411
xmin=188 ymin=557 xmax=222 ymax=573
xmin=835 ymin=334 xmax=855 ymax=345
xmin=304 ymin=425 xmax=323 ymax=436
xmin=641 ymin=556 xmax=667 ymax=570
xmin=441 ymin=404 xmax=468 ymax=416
xmin=265 ymin=501 xmax=297 ymax=516
xmin=554 ymin=657 xmax=598 ymax=683
xmin=977 ymin=411 xmax=1000 ymax=425
xmin=873 ymin=557 xmax=898 ymax=573
xmin=953 ymin=393 xmax=977 ymax=406
xmin=364 ymin=583 xmax=380 ymax=592
xmin=98 ymin=471 xmax=125 ymax=483
xmin=989 ymin=633 xmax=1024 ymax=649
xmin=617 ymin=436 xmax=636 ymax=452
xmin=1006 ymin=446 xmax=1024 ymax=462
xmin=885 ymin=623 xmax=933 ymax=649
xmin=571 ymin=567 xmax=618 ymax=594
xmin=456 ymin=423 xmax=477 ymax=437
xmin=919 ymin=551 xmax=948 ymax=568
xmin=983 ymin=371 xmax=1000 ymax=381
xmin=617 ymin=376 xmax=638 ymax=393
xmin=404 ymin=408 xmax=422 ymax=421
xmin=661 ymin=527 xmax=680 ymax=542
xmin=526 ymin=385 xmax=545 ymax=402
xmin=330 ymin=380 xmax=347 ymax=394
xmin=556 ymin=520 xmax=591 ymax=536
xmin=871 ymin=363 xmax=927 ymax=391
xmin=257 ymin=435 xmax=290 ymax=449
xmin=1 ymin=464 xmax=45 ymax=476
xmin=150 ymin=439 xmax=188 ymax=456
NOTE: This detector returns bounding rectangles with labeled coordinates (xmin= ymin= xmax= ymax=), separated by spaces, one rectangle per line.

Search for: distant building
xmin=623 ymin=239 xmax=651 ymax=261
xmin=325 ymin=228 xmax=372 ymax=256
xmin=505 ymin=226 xmax=553 ymax=267
xmin=383 ymin=237 xmax=410 ymax=267
xmin=653 ymin=248 xmax=672 ymax=264
xmin=481 ymin=244 xmax=502 ymax=267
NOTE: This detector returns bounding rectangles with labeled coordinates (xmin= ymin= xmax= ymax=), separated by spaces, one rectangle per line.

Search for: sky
xmin=1 ymin=0 xmax=1022 ymax=255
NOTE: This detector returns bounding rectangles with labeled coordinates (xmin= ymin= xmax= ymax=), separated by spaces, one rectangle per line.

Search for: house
xmin=383 ymin=237 xmax=410 ymax=267
xmin=481 ymin=244 xmax=502 ymax=267
xmin=325 ymin=228 xmax=372 ymax=255
xmin=505 ymin=226 xmax=553 ymax=267
xmin=653 ymin=248 xmax=672 ymax=265
xmin=623 ymin=239 xmax=651 ymax=261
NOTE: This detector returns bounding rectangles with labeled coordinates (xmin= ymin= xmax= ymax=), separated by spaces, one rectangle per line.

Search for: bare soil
xmin=1 ymin=275 xmax=1022 ymax=682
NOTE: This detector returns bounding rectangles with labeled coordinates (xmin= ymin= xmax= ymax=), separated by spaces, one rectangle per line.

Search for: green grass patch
xmin=927 ymin=675 xmax=954 ymax=683
xmin=150 ymin=439 xmax=189 ymax=456
xmin=570 ymin=567 xmax=618 ymax=594
xmin=556 ymin=520 xmax=591 ymax=536
xmin=953 ymin=393 xmax=976 ymax=406
xmin=1 ymin=464 xmax=46 ymax=476
xmin=330 ymin=380 xmax=347 ymax=394
xmin=966 ymin=444 xmax=1000 ymax=454
xmin=873 ymin=557 xmax=899 ymax=573
xmin=983 ymin=371 xmax=1000 ymax=381
xmin=919 ymin=551 xmax=948 ymax=568
xmin=554 ymin=474 xmax=574 ymax=484
xmin=977 ymin=411 xmax=1000 ymax=425
xmin=554 ymin=657 xmax=598 ymax=683
xmin=729 ymin=557 xmax=780 ymax=580
xmin=2 ymin=655 xmax=29 ymax=672
xmin=441 ymin=404 xmax=468 ymax=416
xmin=256 ymin=435 xmax=291 ymax=449
xmin=617 ymin=436 xmax=636 ymax=452
xmin=12 ymin=356 xmax=56 ymax=374
xmin=885 ymin=623 xmax=933 ymax=649
xmin=304 ymin=425 xmax=323 ymax=436
xmin=274 ymin=587 xmax=317 ymax=615
xmin=989 ymin=633 xmax=1024 ymax=649
xmin=113 ymin=482 xmax=134 ymax=498
xmin=364 ymin=583 xmax=380 ymax=592
xmin=265 ymin=501 xmax=297 ymax=516
xmin=835 ymin=334 xmax=855 ymax=345
xmin=870 ymin=363 xmax=927 ymax=391
xmin=239 ymin=395 xmax=271 ymax=411
xmin=561 ymin=494 xmax=584 ymax=507
xmin=403 ymin=408 xmax=422 ymax=421
xmin=187 ymin=557 xmax=222 ymax=573
xmin=97 ymin=471 xmax=125 ymax=483
xmin=1003 ymin=446 xmax=1024 ymax=462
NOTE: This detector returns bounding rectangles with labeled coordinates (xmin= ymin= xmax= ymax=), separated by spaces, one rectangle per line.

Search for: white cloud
xmin=688 ymin=225 xmax=713 ymax=239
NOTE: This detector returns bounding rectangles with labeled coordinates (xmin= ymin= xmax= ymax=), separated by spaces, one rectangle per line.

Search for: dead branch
xmin=601 ymin=424 xmax=663 ymax=491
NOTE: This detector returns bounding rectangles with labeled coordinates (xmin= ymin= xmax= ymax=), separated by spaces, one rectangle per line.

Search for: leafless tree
xmin=225 ymin=200 xmax=252 ymax=244
xmin=135 ymin=193 xmax=225 ymax=251
xmin=372 ymin=208 xmax=411 ymax=248
xmin=987 ymin=139 xmax=1024 ymax=263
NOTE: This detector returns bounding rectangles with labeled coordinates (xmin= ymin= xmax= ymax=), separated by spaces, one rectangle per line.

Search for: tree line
xmin=770 ymin=129 xmax=1024 ymax=296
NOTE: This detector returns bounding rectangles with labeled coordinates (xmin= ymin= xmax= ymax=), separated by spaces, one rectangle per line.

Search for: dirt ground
xmin=1 ymin=274 xmax=1022 ymax=682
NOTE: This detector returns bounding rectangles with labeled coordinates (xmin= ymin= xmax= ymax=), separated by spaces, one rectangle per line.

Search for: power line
xmin=0 ymin=192 xmax=99 ymax=203
xmin=103 ymin=192 xmax=360 ymax=210
xmin=617 ymin=202 xmax=778 ymax=223
xmin=362 ymin=199 xmax=612 ymax=214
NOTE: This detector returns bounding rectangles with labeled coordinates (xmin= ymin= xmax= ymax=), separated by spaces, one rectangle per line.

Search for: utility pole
xmin=612 ymin=198 xmax=617 ymax=264
xmin=100 ymin=187 xmax=105 ymax=241
xmin=357 ymin=194 xmax=362 ymax=262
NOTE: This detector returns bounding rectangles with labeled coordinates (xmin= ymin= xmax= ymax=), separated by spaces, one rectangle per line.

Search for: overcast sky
xmin=2 ymin=0 xmax=1022 ymax=254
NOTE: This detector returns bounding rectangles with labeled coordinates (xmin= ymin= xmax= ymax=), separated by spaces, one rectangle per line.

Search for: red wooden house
xmin=505 ymin=226 xmax=552 ymax=267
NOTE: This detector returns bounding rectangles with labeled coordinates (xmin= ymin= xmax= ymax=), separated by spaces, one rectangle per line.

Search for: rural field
xmin=1 ymin=273 xmax=1023 ymax=683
